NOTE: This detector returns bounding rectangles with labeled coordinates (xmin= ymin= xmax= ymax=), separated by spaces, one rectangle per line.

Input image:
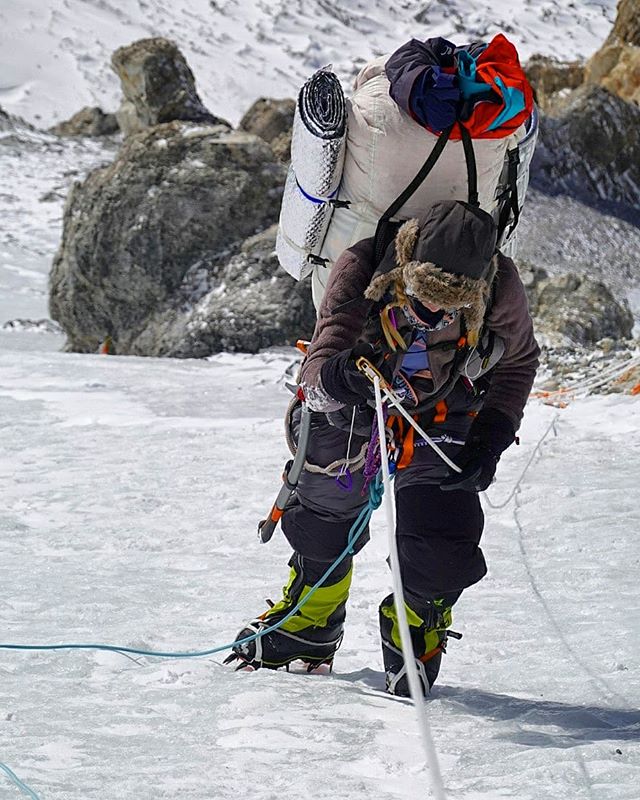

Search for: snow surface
xmin=1 ymin=321 xmax=640 ymax=800
xmin=0 ymin=0 xmax=618 ymax=127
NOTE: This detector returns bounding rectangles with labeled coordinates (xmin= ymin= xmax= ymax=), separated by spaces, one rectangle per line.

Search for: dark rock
xmin=132 ymin=226 xmax=316 ymax=356
xmin=49 ymin=121 xmax=309 ymax=356
xmin=533 ymin=272 xmax=634 ymax=345
xmin=111 ymin=38 xmax=230 ymax=136
xmin=239 ymin=98 xmax=295 ymax=161
xmin=50 ymin=107 xmax=119 ymax=137
xmin=533 ymin=85 xmax=640 ymax=209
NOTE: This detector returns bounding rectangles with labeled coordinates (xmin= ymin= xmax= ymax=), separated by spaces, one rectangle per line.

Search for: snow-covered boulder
xmin=49 ymin=121 xmax=317 ymax=356
xmin=50 ymin=106 xmax=119 ymax=138
xmin=533 ymin=84 xmax=640 ymax=210
xmin=111 ymin=38 xmax=229 ymax=137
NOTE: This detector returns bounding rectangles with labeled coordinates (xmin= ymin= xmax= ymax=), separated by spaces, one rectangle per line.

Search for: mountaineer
xmin=228 ymin=198 xmax=540 ymax=695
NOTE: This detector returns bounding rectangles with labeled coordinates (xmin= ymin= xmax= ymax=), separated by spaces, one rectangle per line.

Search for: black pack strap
xmin=373 ymin=123 xmax=454 ymax=266
xmin=408 ymin=343 xmax=471 ymax=416
xmin=459 ymin=125 xmax=479 ymax=208
xmin=497 ymin=147 xmax=520 ymax=241
xmin=476 ymin=328 xmax=496 ymax=359
xmin=306 ymin=253 xmax=330 ymax=267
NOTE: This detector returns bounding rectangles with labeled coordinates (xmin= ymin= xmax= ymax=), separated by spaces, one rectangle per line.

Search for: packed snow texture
xmin=1 ymin=343 xmax=639 ymax=800
xmin=0 ymin=0 xmax=617 ymax=127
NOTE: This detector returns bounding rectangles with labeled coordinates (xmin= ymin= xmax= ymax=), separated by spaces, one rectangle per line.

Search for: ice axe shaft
xmin=258 ymin=403 xmax=312 ymax=543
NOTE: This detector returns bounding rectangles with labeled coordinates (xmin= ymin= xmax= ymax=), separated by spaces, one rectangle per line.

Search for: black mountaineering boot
xmin=225 ymin=553 xmax=353 ymax=672
xmin=378 ymin=593 xmax=460 ymax=696
xmin=226 ymin=616 xmax=344 ymax=672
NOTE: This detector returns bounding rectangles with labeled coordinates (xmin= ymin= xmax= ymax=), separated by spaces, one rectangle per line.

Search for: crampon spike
xmin=304 ymin=659 xmax=333 ymax=674
xmin=224 ymin=653 xmax=256 ymax=672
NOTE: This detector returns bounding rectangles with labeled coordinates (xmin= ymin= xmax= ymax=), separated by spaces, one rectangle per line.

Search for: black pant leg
xmin=281 ymin=409 xmax=371 ymax=562
xmin=395 ymin=483 xmax=487 ymax=602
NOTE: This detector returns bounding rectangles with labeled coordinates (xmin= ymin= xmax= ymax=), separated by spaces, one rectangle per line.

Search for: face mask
xmin=403 ymin=297 xmax=458 ymax=331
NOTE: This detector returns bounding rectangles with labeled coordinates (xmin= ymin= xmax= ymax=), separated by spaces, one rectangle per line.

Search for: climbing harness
xmin=355 ymin=356 xmax=462 ymax=473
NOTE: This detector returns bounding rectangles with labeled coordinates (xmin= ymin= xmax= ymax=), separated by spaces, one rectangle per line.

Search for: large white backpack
xmin=276 ymin=45 xmax=538 ymax=309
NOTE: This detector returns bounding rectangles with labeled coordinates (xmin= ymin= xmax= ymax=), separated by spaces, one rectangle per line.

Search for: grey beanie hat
xmin=365 ymin=200 xmax=499 ymax=343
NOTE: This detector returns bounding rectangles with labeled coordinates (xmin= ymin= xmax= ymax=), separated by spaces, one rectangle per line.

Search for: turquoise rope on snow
xmin=0 ymin=477 xmax=385 ymax=800
xmin=0 ymin=762 xmax=41 ymax=800
xmin=0 ymin=477 xmax=385 ymax=660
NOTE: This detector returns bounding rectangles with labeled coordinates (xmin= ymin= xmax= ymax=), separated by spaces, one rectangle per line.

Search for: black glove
xmin=440 ymin=408 xmax=516 ymax=493
xmin=320 ymin=343 xmax=387 ymax=406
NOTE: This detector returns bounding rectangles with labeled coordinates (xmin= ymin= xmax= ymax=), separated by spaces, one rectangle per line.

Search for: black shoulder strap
xmin=373 ymin=123 xmax=454 ymax=266
xmin=497 ymin=147 xmax=520 ymax=242
xmin=373 ymin=122 xmax=482 ymax=266
xmin=459 ymin=125 xmax=479 ymax=208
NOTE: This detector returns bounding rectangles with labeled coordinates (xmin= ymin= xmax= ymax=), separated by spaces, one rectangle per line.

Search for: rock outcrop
xmin=239 ymin=98 xmax=295 ymax=162
xmin=522 ymin=266 xmax=634 ymax=346
xmin=50 ymin=107 xmax=119 ymax=137
xmin=111 ymin=38 xmax=229 ymax=136
xmin=532 ymin=84 xmax=640 ymax=210
xmin=49 ymin=121 xmax=313 ymax=355
xmin=585 ymin=0 xmax=640 ymax=106
xmin=525 ymin=55 xmax=585 ymax=112
xmin=132 ymin=226 xmax=316 ymax=357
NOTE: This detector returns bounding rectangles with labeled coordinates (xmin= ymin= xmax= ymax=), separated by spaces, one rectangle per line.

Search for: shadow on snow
xmin=336 ymin=669 xmax=639 ymax=747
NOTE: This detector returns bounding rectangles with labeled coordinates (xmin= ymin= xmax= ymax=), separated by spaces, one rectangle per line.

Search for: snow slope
xmin=1 ymin=343 xmax=639 ymax=800
xmin=0 ymin=0 xmax=617 ymax=127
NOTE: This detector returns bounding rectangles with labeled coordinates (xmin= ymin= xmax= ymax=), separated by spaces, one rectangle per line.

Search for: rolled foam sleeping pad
xmin=276 ymin=69 xmax=347 ymax=280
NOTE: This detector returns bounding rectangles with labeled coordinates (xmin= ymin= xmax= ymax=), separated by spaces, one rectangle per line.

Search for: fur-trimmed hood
xmin=364 ymin=201 xmax=498 ymax=343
